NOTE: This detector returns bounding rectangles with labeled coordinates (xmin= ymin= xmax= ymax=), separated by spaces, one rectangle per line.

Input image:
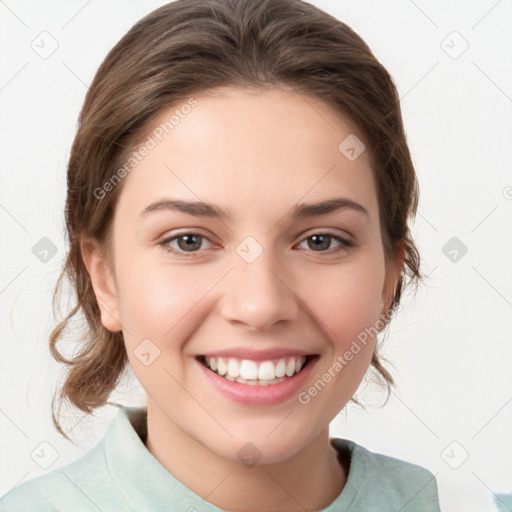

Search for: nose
xmin=219 ymin=248 xmax=300 ymax=332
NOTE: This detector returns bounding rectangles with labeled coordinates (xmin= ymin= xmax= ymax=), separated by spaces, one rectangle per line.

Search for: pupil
xmin=177 ymin=235 xmax=331 ymax=252
xmin=310 ymin=234 xmax=330 ymax=251
xmin=179 ymin=235 xmax=201 ymax=251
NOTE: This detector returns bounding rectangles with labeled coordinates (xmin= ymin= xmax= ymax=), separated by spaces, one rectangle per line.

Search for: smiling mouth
xmin=197 ymin=355 xmax=318 ymax=386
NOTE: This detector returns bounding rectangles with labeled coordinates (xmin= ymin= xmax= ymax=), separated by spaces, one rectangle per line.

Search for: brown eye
xmin=160 ymin=232 xmax=214 ymax=257
xmin=176 ymin=234 xmax=203 ymax=252
xmin=307 ymin=234 xmax=332 ymax=251
xmin=298 ymin=232 xmax=353 ymax=253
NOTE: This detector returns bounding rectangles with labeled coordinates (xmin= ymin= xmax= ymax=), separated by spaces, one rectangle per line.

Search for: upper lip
xmin=199 ymin=348 xmax=317 ymax=360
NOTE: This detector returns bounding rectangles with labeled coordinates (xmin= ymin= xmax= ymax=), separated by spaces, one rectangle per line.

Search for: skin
xmin=82 ymin=86 xmax=403 ymax=511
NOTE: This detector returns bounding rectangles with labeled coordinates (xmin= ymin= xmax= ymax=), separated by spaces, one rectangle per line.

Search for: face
xmin=87 ymin=86 xmax=399 ymax=465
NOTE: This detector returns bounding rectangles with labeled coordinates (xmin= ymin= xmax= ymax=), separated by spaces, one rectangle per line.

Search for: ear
xmin=80 ymin=235 xmax=122 ymax=332
xmin=381 ymin=239 xmax=406 ymax=315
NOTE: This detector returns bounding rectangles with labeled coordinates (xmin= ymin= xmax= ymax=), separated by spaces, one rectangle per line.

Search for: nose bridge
xmin=219 ymin=240 xmax=299 ymax=331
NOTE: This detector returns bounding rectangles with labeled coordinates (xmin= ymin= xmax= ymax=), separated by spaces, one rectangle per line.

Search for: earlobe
xmin=80 ymin=236 xmax=122 ymax=332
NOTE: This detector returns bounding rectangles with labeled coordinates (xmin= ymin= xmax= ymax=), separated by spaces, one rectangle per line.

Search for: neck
xmin=144 ymin=400 xmax=346 ymax=512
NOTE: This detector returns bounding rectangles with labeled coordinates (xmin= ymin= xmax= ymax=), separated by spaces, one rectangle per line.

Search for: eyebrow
xmin=140 ymin=197 xmax=369 ymax=220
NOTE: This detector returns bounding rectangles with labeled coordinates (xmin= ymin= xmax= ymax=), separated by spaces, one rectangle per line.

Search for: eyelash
xmin=159 ymin=231 xmax=354 ymax=259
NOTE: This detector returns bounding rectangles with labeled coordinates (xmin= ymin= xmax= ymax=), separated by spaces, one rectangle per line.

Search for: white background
xmin=1 ymin=1 xmax=511 ymax=511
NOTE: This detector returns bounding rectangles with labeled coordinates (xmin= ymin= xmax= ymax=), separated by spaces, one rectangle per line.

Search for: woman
xmin=1 ymin=0 xmax=440 ymax=510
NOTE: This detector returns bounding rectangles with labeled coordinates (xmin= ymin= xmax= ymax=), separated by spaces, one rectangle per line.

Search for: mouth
xmin=197 ymin=354 xmax=318 ymax=386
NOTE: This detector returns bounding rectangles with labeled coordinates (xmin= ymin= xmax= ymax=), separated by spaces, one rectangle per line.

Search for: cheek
xmin=293 ymin=265 xmax=384 ymax=423
xmin=116 ymin=256 xmax=216 ymax=348
xmin=306 ymin=257 xmax=386 ymax=346
xmin=115 ymin=259 xmax=216 ymax=400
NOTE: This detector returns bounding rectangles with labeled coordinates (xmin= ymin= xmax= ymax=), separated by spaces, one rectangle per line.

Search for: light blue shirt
xmin=0 ymin=406 xmax=440 ymax=511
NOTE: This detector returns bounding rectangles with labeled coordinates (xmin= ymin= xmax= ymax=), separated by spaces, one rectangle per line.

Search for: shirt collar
xmin=104 ymin=406 xmax=360 ymax=511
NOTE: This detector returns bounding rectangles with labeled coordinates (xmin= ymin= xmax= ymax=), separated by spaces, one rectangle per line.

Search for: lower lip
xmin=196 ymin=357 xmax=318 ymax=406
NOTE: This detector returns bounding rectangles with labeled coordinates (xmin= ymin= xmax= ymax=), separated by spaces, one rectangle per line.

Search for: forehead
xmin=116 ymin=86 xmax=378 ymax=223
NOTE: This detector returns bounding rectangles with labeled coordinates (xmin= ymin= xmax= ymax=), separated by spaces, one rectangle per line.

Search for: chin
xmin=204 ymin=419 xmax=321 ymax=467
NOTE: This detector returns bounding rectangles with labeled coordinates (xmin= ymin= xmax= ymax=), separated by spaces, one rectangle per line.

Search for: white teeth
xmin=227 ymin=358 xmax=240 ymax=378
xmin=240 ymin=360 xmax=258 ymax=380
xmin=258 ymin=361 xmax=276 ymax=380
xmin=202 ymin=355 xmax=308 ymax=385
xmin=285 ymin=359 xmax=295 ymax=377
xmin=217 ymin=357 xmax=227 ymax=376
xmin=275 ymin=359 xmax=286 ymax=378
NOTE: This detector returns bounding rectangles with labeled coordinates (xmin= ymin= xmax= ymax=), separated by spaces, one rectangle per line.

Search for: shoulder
xmin=0 ymin=406 xmax=143 ymax=512
xmin=0 ymin=440 xmax=108 ymax=512
xmin=0 ymin=482 xmax=56 ymax=512
xmin=331 ymin=438 xmax=441 ymax=512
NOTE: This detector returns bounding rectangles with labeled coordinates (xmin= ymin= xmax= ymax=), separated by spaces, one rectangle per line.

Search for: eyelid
xmin=159 ymin=229 xmax=217 ymax=249
xmin=299 ymin=227 xmax=354 ymax=243
xmin=159 ymin=228 xmax=355 ymax=258
xmin=294 ymin=231 xmax=354 ymax=255
xmin=159 ymin=229 xmax=224 ymax=261
xmin=159 ymin=228 xmax=353 ymax=245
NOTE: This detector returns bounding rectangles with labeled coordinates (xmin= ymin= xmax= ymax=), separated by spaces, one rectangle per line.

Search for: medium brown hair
xmin=50 ymin=0 xmax=422 ymax=439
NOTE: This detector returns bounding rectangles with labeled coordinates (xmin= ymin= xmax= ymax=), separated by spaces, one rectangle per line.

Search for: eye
xmin=296 ymin=232 xmax=353 ymax=254
xmin=159 ymin=230 xmax=354 ymax=259
xmin=160 ymin=232 xmax=214 ymax=257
